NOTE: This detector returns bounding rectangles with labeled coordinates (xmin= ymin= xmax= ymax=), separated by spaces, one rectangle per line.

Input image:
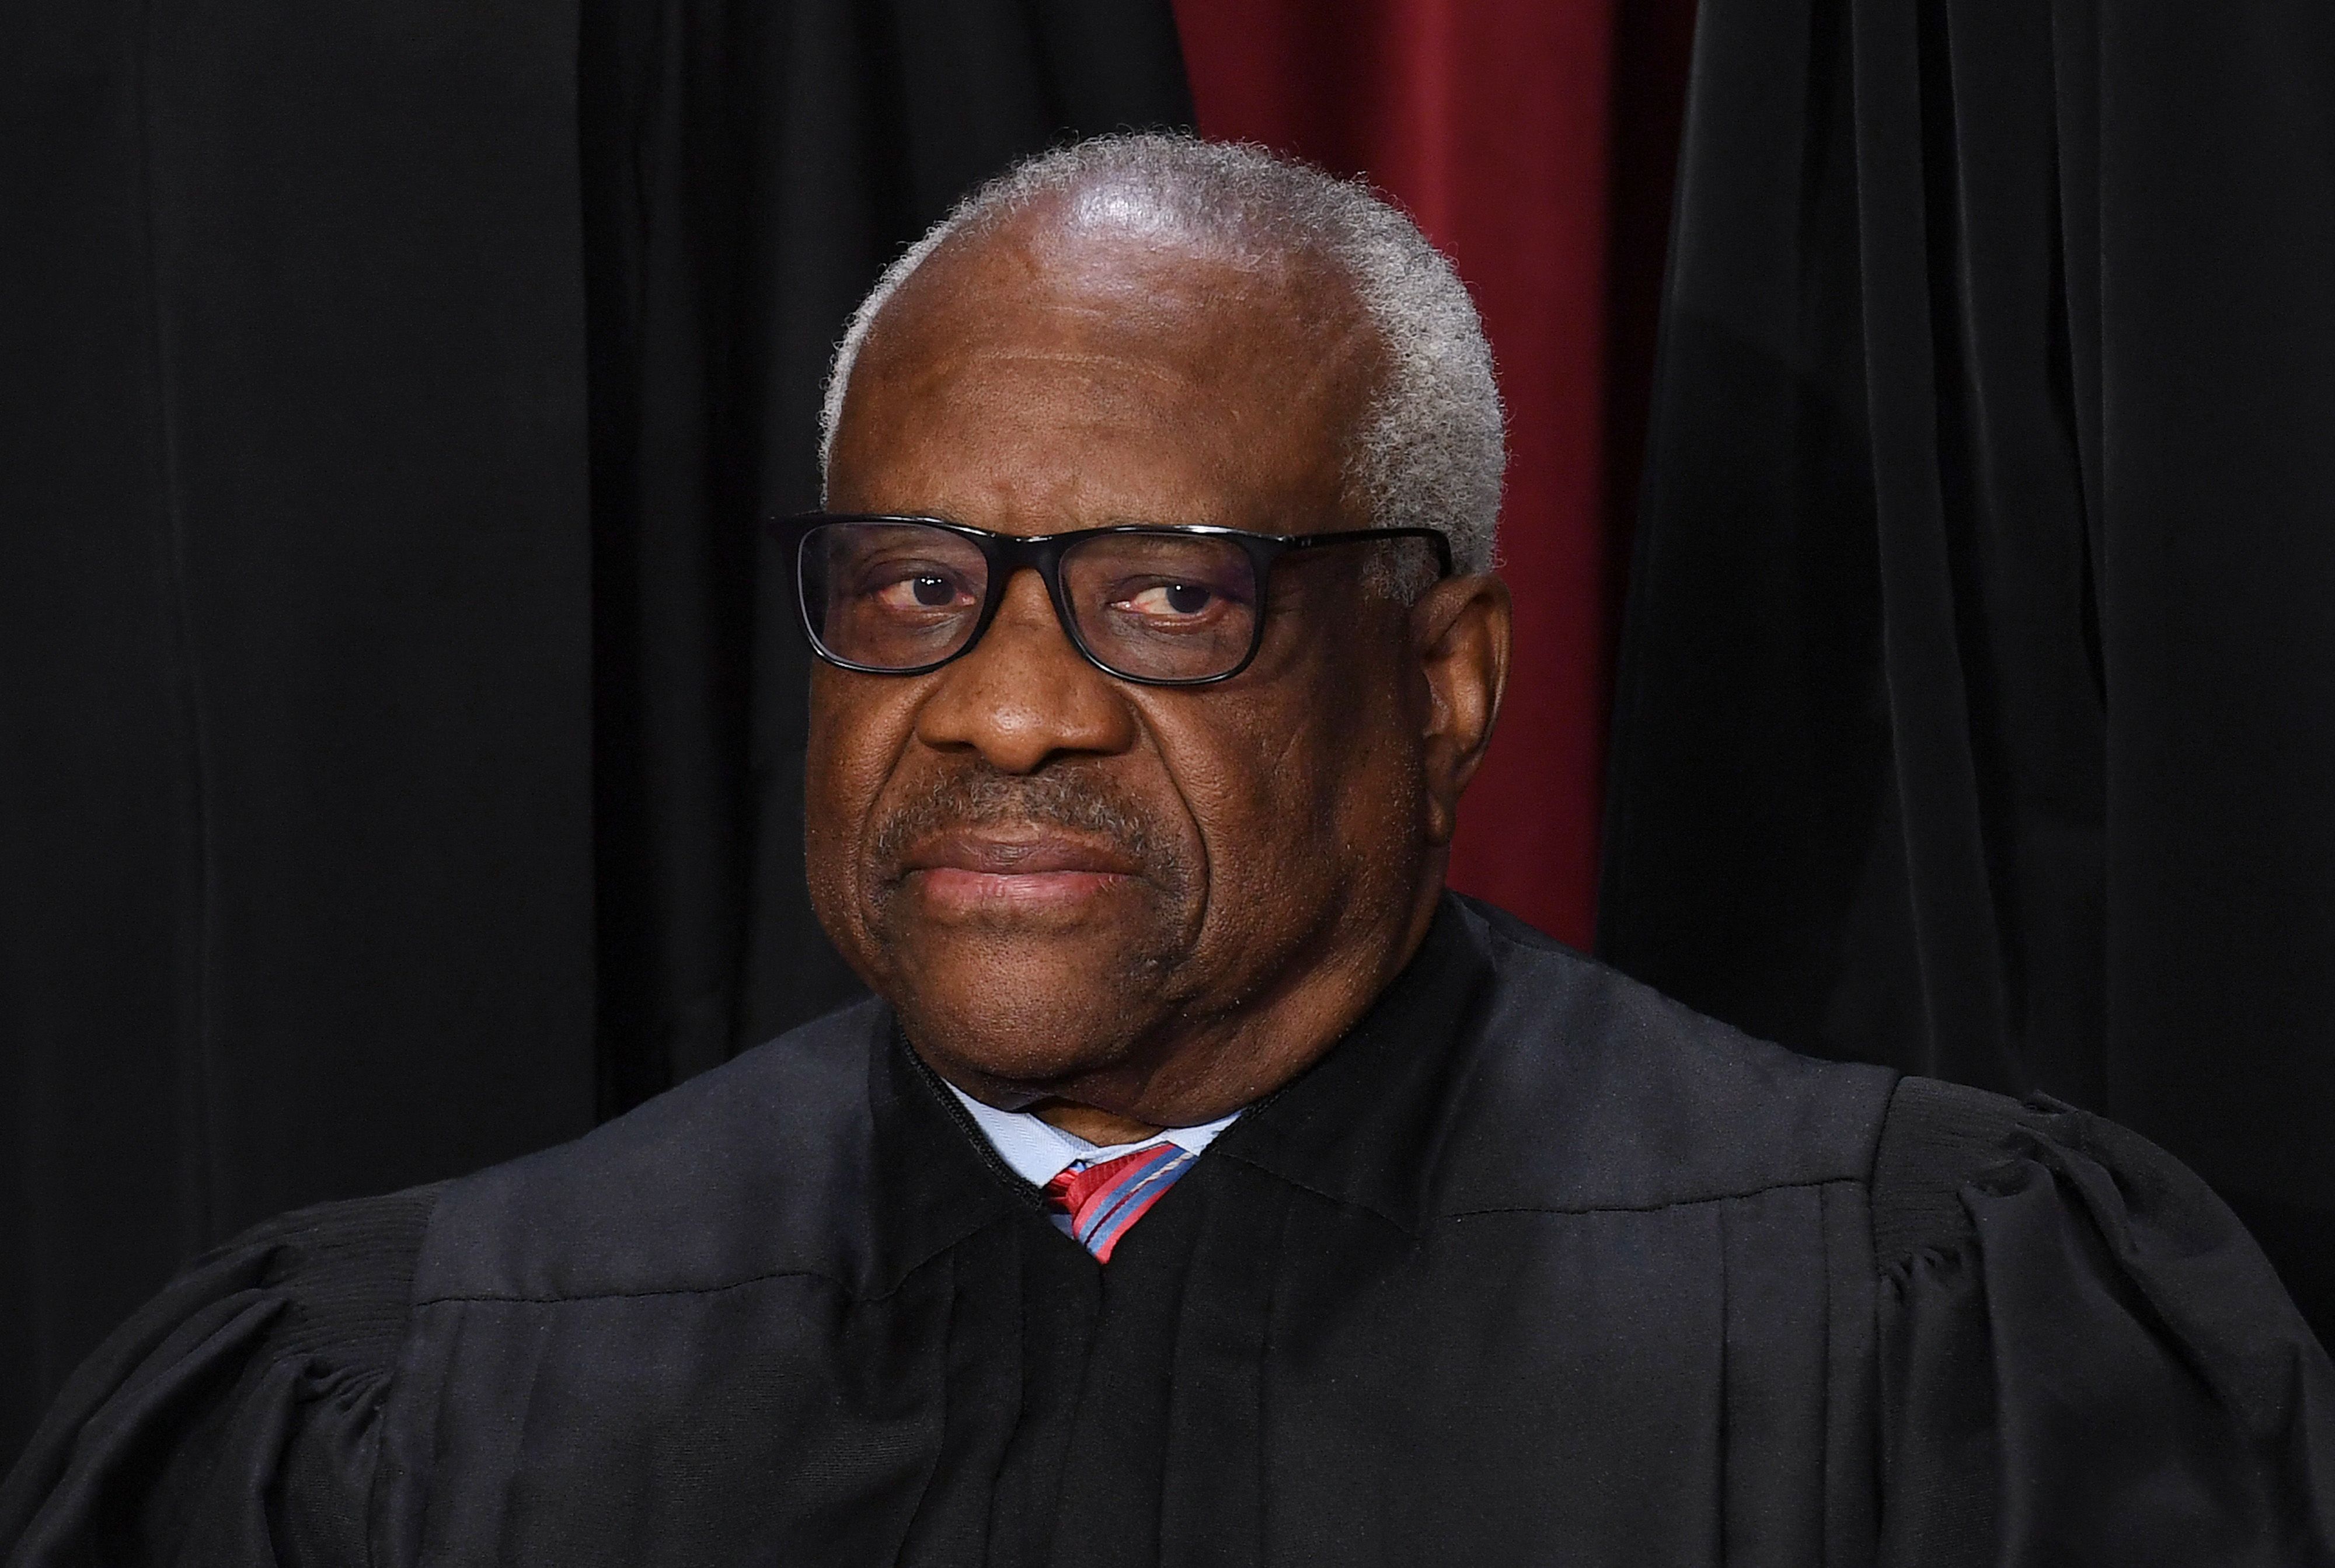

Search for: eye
xmin=1120 ymin=581 xmax=1219 ymax=618
xmin=866 ymin=567 xmax=977 ymax=612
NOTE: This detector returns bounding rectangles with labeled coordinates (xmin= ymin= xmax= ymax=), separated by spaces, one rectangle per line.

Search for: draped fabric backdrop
xmin=1599 ymin=0 xmax=2335 ymax=1346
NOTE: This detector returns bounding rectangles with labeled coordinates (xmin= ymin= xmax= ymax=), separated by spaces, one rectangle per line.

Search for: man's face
xmin=809 ymin=208 xmax=1495 ymax=1124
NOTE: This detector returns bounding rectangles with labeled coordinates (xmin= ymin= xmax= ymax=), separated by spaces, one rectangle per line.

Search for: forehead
xmin=827 ymin=211 xmax=1381 ymax=534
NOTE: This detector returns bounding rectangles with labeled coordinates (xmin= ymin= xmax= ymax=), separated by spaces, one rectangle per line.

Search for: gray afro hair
xmin=818 ymin=133 xmax=1504 ymax=585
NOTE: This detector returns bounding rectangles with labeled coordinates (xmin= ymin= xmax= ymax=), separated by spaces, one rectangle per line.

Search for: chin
xmin=883 ymin=936 xmax=1166 ymax=1088
xmin=904 ymin=996 xmax=1152 ymax=1093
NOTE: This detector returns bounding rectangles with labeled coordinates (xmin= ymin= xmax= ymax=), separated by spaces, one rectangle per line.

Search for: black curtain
xmin=0 ymin=0 xmax=1188 ymax=1469
xmin=1602 ymin=0 xmax=2335 ymax=1345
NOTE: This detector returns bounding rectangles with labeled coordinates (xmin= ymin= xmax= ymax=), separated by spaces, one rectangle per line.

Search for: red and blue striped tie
xmin=1043 ymin=1144 xmax=1197 ymax=1262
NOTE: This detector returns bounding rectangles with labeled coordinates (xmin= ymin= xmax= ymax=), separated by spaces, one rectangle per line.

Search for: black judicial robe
xmin=5 ymin=897 xmax=2332 ymax=1566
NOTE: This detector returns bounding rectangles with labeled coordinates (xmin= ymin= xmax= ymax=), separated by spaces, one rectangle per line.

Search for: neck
xmin=1033 ymin=1100 xmax=1165 ymax=1146
xmin=942 ymin=876 xmax=1448 ymax=1135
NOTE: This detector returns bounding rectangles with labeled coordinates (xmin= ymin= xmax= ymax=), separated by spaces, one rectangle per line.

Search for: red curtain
xmin=1172 ymin=0 xmax=1693 ymax=948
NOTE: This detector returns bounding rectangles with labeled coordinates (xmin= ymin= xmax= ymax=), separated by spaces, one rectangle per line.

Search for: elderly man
xmin=5 ymin=135 xmax=2330 ymax=1566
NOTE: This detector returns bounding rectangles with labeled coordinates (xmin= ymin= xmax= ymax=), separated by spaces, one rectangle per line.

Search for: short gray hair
xmin=818 ymin=134 xmax=1504 ymax=587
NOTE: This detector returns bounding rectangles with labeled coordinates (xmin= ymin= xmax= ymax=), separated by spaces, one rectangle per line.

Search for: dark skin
xmin=811 ymin=197 xmax=1511 ymax=1143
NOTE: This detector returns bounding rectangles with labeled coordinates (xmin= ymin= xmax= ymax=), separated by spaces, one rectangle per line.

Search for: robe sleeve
xmin=1873 ymin=1079 xmax=2335 ymax=1567
xmin=0 ymin=1186 xmax=439 ymax=1567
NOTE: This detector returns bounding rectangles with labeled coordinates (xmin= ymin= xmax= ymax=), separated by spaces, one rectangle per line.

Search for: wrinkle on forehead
xmin=888 ymin=344 xmax=1203 ymax=402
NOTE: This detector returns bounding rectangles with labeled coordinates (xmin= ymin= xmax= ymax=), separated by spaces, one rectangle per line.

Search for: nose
xmin=913 ymin=569 xmax=1139 ymax=773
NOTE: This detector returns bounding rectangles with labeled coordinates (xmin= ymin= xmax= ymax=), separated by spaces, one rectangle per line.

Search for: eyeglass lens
xmin=800 ymin=520 xmax=1263 ymax=682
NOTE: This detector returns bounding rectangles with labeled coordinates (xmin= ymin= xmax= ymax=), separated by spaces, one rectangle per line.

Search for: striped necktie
xmin=1043 ymin=1144 xmax=1197 ymax=1262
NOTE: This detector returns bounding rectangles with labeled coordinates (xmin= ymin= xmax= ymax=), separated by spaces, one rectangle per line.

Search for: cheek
xmin=804 ymin=674 xmax=921 ymax=917
xmin=1149 ymin=676 xmax=1412 ymax=933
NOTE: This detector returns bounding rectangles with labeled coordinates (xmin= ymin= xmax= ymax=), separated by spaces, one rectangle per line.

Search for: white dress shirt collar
xmin=944 ymin=1082 xmax=1242 ymax=1189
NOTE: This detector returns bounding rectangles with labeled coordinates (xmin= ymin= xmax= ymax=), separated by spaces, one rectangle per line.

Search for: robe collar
xmin=865 ymin=893 xmax=1497 ymax=1285
xmin=1208 ymin=894 xmax=1497 ymax=1238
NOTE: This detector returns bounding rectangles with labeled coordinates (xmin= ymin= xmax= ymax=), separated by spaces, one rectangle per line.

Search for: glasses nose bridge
xmin=971 ymin=529 xmax=1080 ymax=639
xmin=971 ymin=531 xmax=1090 ymax=665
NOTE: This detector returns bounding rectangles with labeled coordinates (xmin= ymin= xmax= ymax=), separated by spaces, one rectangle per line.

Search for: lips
xmin=895 ymin=827 xmax=1143 ymax=916
xmin=899 ymin=827 xmax=1142 ymax=879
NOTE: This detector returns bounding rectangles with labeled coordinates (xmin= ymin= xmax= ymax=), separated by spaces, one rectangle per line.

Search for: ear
xmin=1409 ymin=573 xmax=1512 ymax=847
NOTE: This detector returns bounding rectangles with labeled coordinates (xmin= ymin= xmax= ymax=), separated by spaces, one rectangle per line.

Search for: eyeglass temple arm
xmin=1283 ymin=527 xmax=1454 ymax=575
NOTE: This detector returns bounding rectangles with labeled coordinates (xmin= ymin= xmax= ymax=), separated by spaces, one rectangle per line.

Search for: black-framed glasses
xmin=772 ymin=513 xmax=1453 ymax=687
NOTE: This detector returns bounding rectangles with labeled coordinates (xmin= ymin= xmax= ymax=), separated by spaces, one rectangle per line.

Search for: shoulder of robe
xmin=1869 ymin=1076 xmax=2331 ymax=1374
xmin=0 ymin=1184 xmax=440 ymax=1562
xmin=413 ymin=996 xmax=912 ymax=1302
xmin=1869 ymin=1075 xmax=2036 ymax=1270
xmin=1442 ymin=896 xmax=1901 ymax=1209
xmin=1868 ymin=1076 xmax=2287 ymax=1281
xmin=1869 ymin=1080 xmax=2335 ymax=1561
xmin=220 ymin=1183 xmax=444 ymax=1364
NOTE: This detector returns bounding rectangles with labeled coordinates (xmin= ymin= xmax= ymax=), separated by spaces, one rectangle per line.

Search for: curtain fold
xmin=1 ymin=0 xmax=601 ymax=1473
xmin=1602 ymin=0 xmax=2335 ymax=1343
